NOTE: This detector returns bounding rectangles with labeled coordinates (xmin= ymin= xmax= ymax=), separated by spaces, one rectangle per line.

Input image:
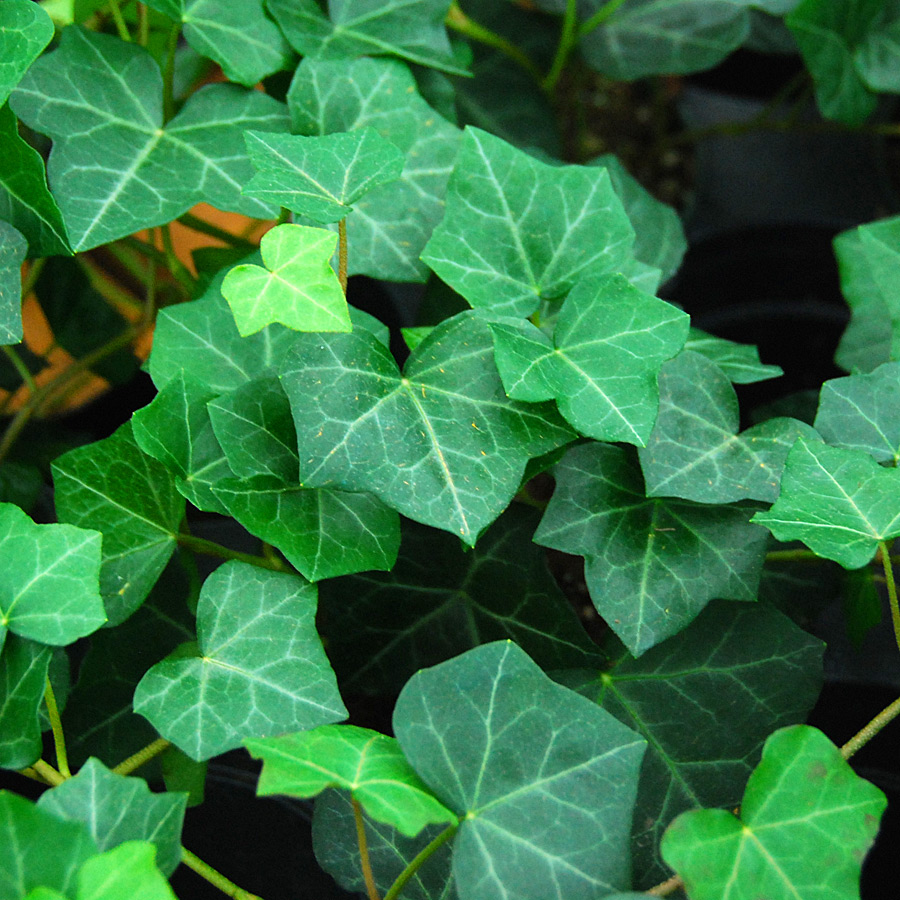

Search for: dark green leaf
xmin=0 ymin=0 xmax=54 ymax=106
xmin=0 ymin=221 xmax=26 ymax=345
xmin=683 ymin=328 xmax=783 ymax=384
xmin=0 ymin=635 xmax=51 ymax=770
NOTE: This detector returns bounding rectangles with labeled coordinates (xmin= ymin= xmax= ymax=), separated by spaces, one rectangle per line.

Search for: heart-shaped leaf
xmin=0 ymin=635 xmax=51 ymax=770
xmin=0 ymin=221 xmax=26 ymax=345
xmin=0 ymin=0 xmax=53 ymax=106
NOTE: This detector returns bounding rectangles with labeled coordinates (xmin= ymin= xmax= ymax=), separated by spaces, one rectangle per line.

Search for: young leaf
xmin=67 ymin=842 xmax=178 ymax=900
xmin=0 ymin=221 xmax=26 ymax=345
xmin=0 ymin=502 xmax=104 ymax=652
xmin=421 ymin=127 xmax=635 ymax=316
xmin=221 ymin=224 xmax=350 ymax=336
xmin=535 ymin=443 xmax=768 ymax=655
xmin=288 ymin=56 xmax=461 ymax=281
xmin=637 ymin=351 xmax=818 ymax=503
xmin=242 ymin=128 xmax=404 ymax=223
xmin=52 ymin=422 xmax=185 ymax=627
xmin=0 ymin=0 xmax=54 ymax=106
xmin=489 ymin=274 xmax=689 ymax=444
xmin=247 ymin=724 xmax=457 ymax=837
xmin=280 ymin=311 xmax=574 ymax=545
xmin=661 ymin=725 xmax=886 ymax=900
xmin=683 ymin=328 xmax=783 ymax=384
xmin=753 ymin=439 xmax=900 ymax=568
xmin=37 ymin=759 xmax=187 ymax=876
xmin=133 ymin=561 xmax=347 ymax=761
xmin=393 ymin=641 xmax=647 ymax=899
xmin=0 ymin=635 xmax=51 ymax=770
xmin=268 ymin=0 xmax=466 ymax=75
xmin=11 ymin=28 xmax=288 ymax=251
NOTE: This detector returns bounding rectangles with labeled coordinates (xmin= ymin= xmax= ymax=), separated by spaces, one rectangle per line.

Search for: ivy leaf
xmin=0 ymin=104 xmax=71 ymax=257
xmin=661 ymin=725 xmax=886 ymax=900
xmin=242 ymin=128 xmax=404 ymax=223
xmin=0 ymin=1 xmax=53 ymax=106
xmin=855 ymin=3 xmax=900 ymax=93
xmin=0 ymin=221 xmax=26 ymax=345
xmin=37 ymin=759 xmax=186 ymax=876
xmin=52 ymin=423 xmax=185 ymax=627
xmin=318 ymin=507 xmax=603 ymax=694
xmin=10 ymin=28 xmax=288 ymax=251
xmin=683 ymin=328 xmax=783 ymax=384
xmin=288 ymin=56 xmax=461 ymax=281
xmin=637 ymin=351 xmax=819 ymax=503
xmin=247 ymin=725 xmax=457 ymax=837
xmin=0 ymin=502 xmax=104 ymax=653
xmin=489 ymin=274 xmax=689 ymax=444
xmin=394 ymin=641 xmax=647 ymax=899
xmin=753 ymin=438 xmax=900 ymax=569
xmin=535 ymin=443 xmax=768 ymax=655
xmin=134 ymin=561 xmax=347 ymax=761
xmin=66 ymin=842 xmax=177 ymax=900
xmin=221 ymin=224 xmax=350 ymax=336
xmin=280 ymin=311 xmax=574 ymax=545
xmin=0 ymin=635 xmax=51 ymax=770
xmin=559 ymin=601 xmax=824 ymax=888
xmin=142 ymin=0 xmax=292 ymax=87
xmin=421 ymin=127 xmax=635 ymax=316
xmin=268 ymin=0 xmax=466 ymax=75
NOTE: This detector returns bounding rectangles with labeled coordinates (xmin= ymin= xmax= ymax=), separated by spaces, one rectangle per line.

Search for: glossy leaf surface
xmin=0 ymin=635 xmax=51 ymax=770
xmin=0 ymin=0 xmax=53 ymax=106
xmin=0 ymin=221 xmax=26 ymax=345
xmin=683 ymin=329 xmax=783 ymax=384
xmin=67 ymin=842 xmax=177 ymax=900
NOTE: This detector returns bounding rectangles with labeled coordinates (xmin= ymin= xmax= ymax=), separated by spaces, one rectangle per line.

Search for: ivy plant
xmin=1 ymin=0 xmax=900 ymax=898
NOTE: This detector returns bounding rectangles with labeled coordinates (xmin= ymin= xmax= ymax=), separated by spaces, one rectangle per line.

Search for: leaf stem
xmin=161 ymin=224 xmax=197 ymax=292
xmin=20 ymin=257 xmax=46 ymax=299
xmin=137 ymin=2 xmax=150 ymax=46
xmin=352 ymin=798 xmax=381 ymax=900
xmin=107 ymin=0 xmax=132 ymax=41
xmin=841 ymin=693 xmax=900 ymax=760
xmin=113 ymin=737 xmax=172 ymax=776
xmin=2 ymin=346 xmax=37 ymax=394
xmin=44 ymin=677 xmax=70 ymax=779
xmin=180 ymin=847 xmax=266 ymax=900
xmin=177 ymin=212 xmax=257 ymax=249
xmin=646 ymin=874 xmax=684 ymax=896
xmin=177 ymin=532 xmax=291 ymax=573
xmin=338 ymin=218 xmax=348 ymax=295
xmin=543 ymin=0 xmax=579 ymax=92
xmin=31 ymin=758 xmax=66 ymax=786
xmin=383 ymin=822 xmax=459 ymax=900
xmin=878 ymin=541 xmax=900 ymax=655
xmin=577 ymin=0 xmax=628 ymax=37
xmin=765 ymin=548 xmax=820 ymax=562
xmin=162 ymin=22 xmax=180 ymax=123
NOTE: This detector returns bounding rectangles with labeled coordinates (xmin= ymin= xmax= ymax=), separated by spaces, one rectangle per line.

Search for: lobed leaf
xmin=0 ymin=0 xmax=54 ymax=106
xmin=683 ymin=328 xmax=783 ymax=384
xmin=66 ymin=842 xmax=177 ymax=900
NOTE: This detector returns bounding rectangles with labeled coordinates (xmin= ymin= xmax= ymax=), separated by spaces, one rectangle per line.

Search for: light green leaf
xmin=133 ymin=561 xmax=347 ymax=761
xmin=0 ymin=0 xmax=54 ymax=106
xmin=394 ymin=641 xmax=647 ymax=899
xmin=52 ymin=422 xmax=185 ymax=627
xmin=248 ymin=724 xmax=457 ymax=837
xmin=288 ymin=56 xmax=461 ymax=281
xmin=70 ymin=842 xmax=177 ymax=900
xmin=268 ymin=0 xmax=466 ymax=75
xmin=753 ymin=438 xmax=900 ymax=569
xmin=0 ymin=635 xmax=51 ymax=770
xmin=243 ymin=128 xmax=404 ymax=223
xmin=559 ymin=601 xmax=824 ymax=888
xmin=661 ymin=725 xmax=885 ymax=900
xmin=0 ymin=221 xmax=26 ymax=345
xmin=683 ymin=328 xmax=783 ymax=384
xmin=317 ymin=507 xmax=604 ymax=694
xmin=37 ymin=759 xmax=186 ymax=876
xmin=11 ymin=28 xmax=288 ymax=251
xmin=221 ymin=224 xmax=350 ymax=336
xmin=637 ymin=351 xmax=819 ymax=503
xmin=535 ymin=443 xmax=768 ymax=655
xmin=489 ymin=274 xmax=689 ymax=444
xmin=280 ymin=311 xmax=574 ymax=545
xmin=0 ymin=502 xmax=104 ymax=652
xmin=421 ymin=127 xmax=634 ymax=316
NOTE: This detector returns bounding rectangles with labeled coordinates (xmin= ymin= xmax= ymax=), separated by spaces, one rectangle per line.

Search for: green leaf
xmin=317 ymin=507 xmax=603 ymax=694
xmin=0 ymin=1 xmax=53 ymax=106
xmin=248 ymin=724 xmax=457 ymax=836
xmin=268 ymin=0 xmax=466 ymax=75
xmin=37 ymin=759 xmax=186 ymax=876
xmin=143 ymin=0 xmax=292 ymax=87
xmin=855 ymin=3 xmax=900 ymax=92
xmin=579 ymin=0 xmax=749 ymax=80
xmin=421 ymin=127 xmax=634 ymax=316
xmin=0 ymin=502 xmax=104 ymax=652
xmin=661 ymin=725 xmax=886 ymax=900
xmin=559 ymin=601 xmax=824 ymax=888
xmin=0 ymin=792 xmax=98 ymax=900
xmin=242 ymin=128 xmax=404 ymax=223
xmin=133 ymin=561 xmax=347 ymax=761
xmin=394 ymin=641 xmax=647 ymax=898
xmin=52 ymin=422 xmax=185 ymax=627
xmin=753 ymin=438 xmax=900 ymax=568
xmin=221 ymin=224 xmax=350 ymax=336
xmin=69 ymin=842 xmax=178 ymax=900
xmin=0 ymin=635 xmax=51 ymax=770
xmin=280 ymin=311 xmax=574 ymax=545
xmin=489 ymin=274 xmax=689 ymax=444
xmin=535 ymin=443 xmax=768 ymax=655
xmin=683 ymin=328 xmax=783 ymax=384
xmin=11 ymin=27 xmax=288 ymax=251
xmin=815 ymin=361 xmax=900 ymax=464
xmin=0 ymin=221 xmax=26 ymax=345
xmin=288 ymin=56 xmax=461 ymax=281
xmin=0 ymin=104 xmax=71 ymax=257
xmin=637 ymin=351 xmax=819 ymax=503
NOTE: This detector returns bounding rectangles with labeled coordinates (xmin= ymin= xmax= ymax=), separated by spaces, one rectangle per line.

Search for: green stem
xmin=180 ymin=847 xmax=265 ymax=900
xmin=161 ymin=224 xmax=196 ymax=292
xmin=352 ymin=798 xmax=381 ymax=900
xmin=177 ymin=532 xmax=291 ymax=572
xmin=338 ymin=218 xmax=348 ymax=295
xmin=177 ymin=212 xmax=257 ymax=249
xmin=2 ymin=346 xmax=37 ymax=394
xmin=31 ymin=759 xmax=66 ymax=786
xmin=577 ymin=0 xmax=628 ymax=37
xmin=20 ymin=257 xmax=46 ymax=299
xmin=543 ymin=0 xmax=579 ymax=92
xmin=44 ymin=677 xmax=70 ymax=778
xmin=137 ymin=2 xmax=149 ymax=46
xmin=765 ymin=548 xmax=820 ymax=562
xmin=383 ymin=822 xmax=459 ymax=900
xmin=162 ymin=23 xmax=180 ymax=123
xmin=879 ymin=541 xmax=900 ymax=655
xmin=841 ymin=694 xmax=900 ymax=760
xmin=113 ymin=738 xmax=172 ymax=776
xmin=107 ymin=0 xmax=132 ymax=41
